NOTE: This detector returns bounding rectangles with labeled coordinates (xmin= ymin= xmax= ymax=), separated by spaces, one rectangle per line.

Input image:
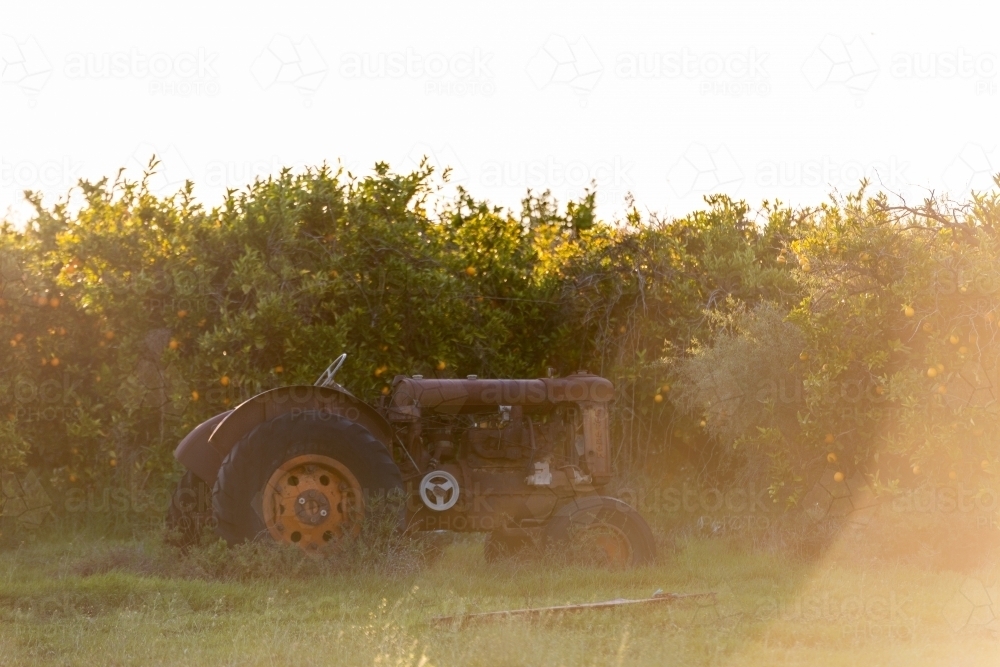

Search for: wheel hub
xmin=293 ymin=489 xmax=331 ymax=526
xmin=262 ymin=454 xmax=363 ymax=551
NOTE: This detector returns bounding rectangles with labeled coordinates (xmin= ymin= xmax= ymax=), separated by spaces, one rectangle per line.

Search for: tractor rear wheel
xmin=544 ymin=497 xmax=656 ymax=567
xmin=213 ymin=413 xmax=403 ymax=551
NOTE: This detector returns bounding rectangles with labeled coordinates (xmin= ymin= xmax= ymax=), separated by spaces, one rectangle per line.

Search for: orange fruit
xmin=927 ymin=367 xmax=937 ymax=378
xmin=168 ymin=339 xmax=179 ymax=350
xmin=104 ymin=331 xmax=115 ymax=340
xmin=661 ymin=384 xmax=671 ymax=393
xmin=799 ymin=352 xmax=809 ymax=361
xmin=824 ymin=433 xmax=835 ymax=444
xmin=903 ymin=306 xmax=914 ymax=318
xmin=937 ymin=385 xmax=947 ymax=394
xmin=191 ymin=390 xmax=199 ymax=401
xmin=827 ymin=452 xmax=838 ymax=463
xmin=177 ymin=310 xmax=188 ymax=318
xmin=381 ymin=386 xmax=391 ymax=395
xmin=273 ymin=366 xmax=284 ymax=374
xmin=436 ymin=360 xmax=447 ymax=370
xmin=465 ymin=266 xmax=477 ymax=277
xmin=912 ymin=464 xmax=921 ymax=475
xmin=654 ymin=394 xmax=663 ymax=403
xmin=949 ymin=335 xmax=959 ymax=345
xmin=220 ymin=376 xmax=230 ymax=387
xmin=833 ymin=472 xmax=844 ymax=482
xmin=50 ymin=357 xmax=59 ymax=367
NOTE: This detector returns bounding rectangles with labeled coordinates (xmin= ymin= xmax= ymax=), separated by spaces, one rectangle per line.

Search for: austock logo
xmin=942 ymin=143 xmax=1000 ymax=195
xmin=251 ymin=35 xmax=327 ymax=104
xmin=127 ymin=144 xmax=195 ymax=196
xmin=614 ymin=47 xmax=770 ymax=97
xmin=753 ymin=589 xmax=916 ymax=639
xmin=400 ymin=143 xmax=470 ymax=185
xmin=340 ymin=47 xmax=495 ymax=97
xmin=0 ymin=156 xmax=84 ymax=193
xmin=0 ymin=34 xmax=51 ymax=100
xmin=754 ymin=156 xmax=910 ymax=191
xmin=63 ymin=47 xmax=221 ymax=97
xmin=63 ymin=484 xmax=175 ymax=516
xmin=479 ymin=156 xmax=634 ymax=192
xmin=0 ymin=469 xmax=52 ymax=529
xmin=942 ymin=577 xmax=1000 ymax=635
xmin=666 ymin=143 xmax=743 ymax=197
xmin=526 ymin=35 xmax=603 ymax=104
xmin=802 ymin=34 xmax=879 ymax=102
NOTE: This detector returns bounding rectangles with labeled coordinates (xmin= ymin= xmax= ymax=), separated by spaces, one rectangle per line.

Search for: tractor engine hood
xmin=388 ymin=372 xmax=614 ymax=418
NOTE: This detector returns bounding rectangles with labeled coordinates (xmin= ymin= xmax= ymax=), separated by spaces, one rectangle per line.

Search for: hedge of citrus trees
xmin=1 ymin=159 xmax=998 ymax=512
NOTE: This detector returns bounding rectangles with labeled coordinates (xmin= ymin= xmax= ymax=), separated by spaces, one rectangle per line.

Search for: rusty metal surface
xmin=431 ymin=591 xmax=716 ymax=627
xmin=198 ymin=386 xmax=392 ymax=481
xmin=389 ymin=373 xmax=614 ymax=417
xmin=582 ymin=404 xmax=611 ymax=483
xmin=405 ymin=464 xmax=565 ymax=532
xmin=173 ymin=411 xmax=231 ymax=485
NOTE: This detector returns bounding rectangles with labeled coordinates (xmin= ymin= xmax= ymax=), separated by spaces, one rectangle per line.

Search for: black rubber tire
xmin=544 ymin=497 xmax=657 ymax=567
xmin=165 ymin=470 xmax=214 ymax=549
xmin=483 ymin=531 xmax=535 ymax=563
xmin=212 ymin=412 xmax=403 ymax=546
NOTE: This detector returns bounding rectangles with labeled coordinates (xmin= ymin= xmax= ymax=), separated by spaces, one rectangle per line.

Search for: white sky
xmin=1 ymin=0 xmax=998 ymax=224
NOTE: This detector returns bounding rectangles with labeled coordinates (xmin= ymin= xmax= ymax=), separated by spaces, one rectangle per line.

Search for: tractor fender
xmin=545 ymin=495 xmax=641 ymax=536
xmin=173 ymin=410 xmax=232 ymax=486
xmin=174 ymin=385 xmax=393 ymax=486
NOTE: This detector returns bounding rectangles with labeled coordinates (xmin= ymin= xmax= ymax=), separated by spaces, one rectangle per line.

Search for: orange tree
xmin=670 ymin=184 xmax=1000 ymax=505
xmin=788 ymin=187 xmax=1000 ymax=497
xmin=5 ymin=158 xmax=931 ymax=510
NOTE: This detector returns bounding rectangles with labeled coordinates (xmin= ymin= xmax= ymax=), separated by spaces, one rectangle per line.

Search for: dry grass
xmin=1 ymin=519 xmax=998 ymax=666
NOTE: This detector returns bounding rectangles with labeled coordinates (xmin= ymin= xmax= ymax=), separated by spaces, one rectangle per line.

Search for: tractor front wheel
xmin=544 ymin=497 xmax=657 ymax=567
xmin=213 ymin=413 xmax=403 ymax=552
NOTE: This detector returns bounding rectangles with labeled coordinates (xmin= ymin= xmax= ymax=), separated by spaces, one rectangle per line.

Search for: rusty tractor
xmin=167 ymin=355 xmax=655 ymax=566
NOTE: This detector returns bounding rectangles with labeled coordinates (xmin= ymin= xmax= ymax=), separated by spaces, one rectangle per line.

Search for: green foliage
xmin=673 ymin=183 xmax=1000 ymax=503
xmin=3 ymin=159 xmax=997 ymax=515
xmin=7 ymin=160 xmax=780 ymax=490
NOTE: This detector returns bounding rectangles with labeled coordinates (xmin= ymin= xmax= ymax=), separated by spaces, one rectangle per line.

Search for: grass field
xmin=1 ymin=524 xmax=998 ymax=667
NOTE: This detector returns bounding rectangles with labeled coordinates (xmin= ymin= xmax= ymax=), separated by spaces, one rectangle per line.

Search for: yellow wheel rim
xmin=262 ymin=454 xmax=364 ymax=551
xmin=573 ymin=522 xmax=633 ymax=567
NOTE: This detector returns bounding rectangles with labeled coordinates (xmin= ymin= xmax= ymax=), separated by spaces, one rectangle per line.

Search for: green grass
xmin=0 ymin=530 xmax=997 ymax=666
